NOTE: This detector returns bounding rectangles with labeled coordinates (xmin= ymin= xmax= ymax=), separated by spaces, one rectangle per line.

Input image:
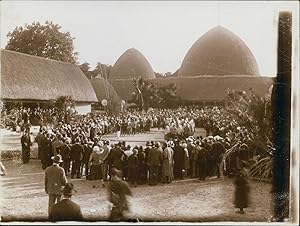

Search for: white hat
xmin=93 ymin=146 xmax=100 ymax=153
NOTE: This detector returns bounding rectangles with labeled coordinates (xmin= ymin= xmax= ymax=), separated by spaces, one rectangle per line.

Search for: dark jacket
xmin=108 ymin=147 xmax=124 ymax=170
xmin=57 ymin=144 xmax=71 ymax=161
xmin=147 ymin=147 xmax=163 ymax=166
xmin=82 ymin=144 xmax=92 ymax=163
xmin=21 ymin=134 xmax=31 ymax=150
xmin=127 ymin=154 xmax=139 ymax=168
xmin=49 ymin=199 xmax=83 ymax=222
xmin=70 ymin=144 xmax=83 ymax=161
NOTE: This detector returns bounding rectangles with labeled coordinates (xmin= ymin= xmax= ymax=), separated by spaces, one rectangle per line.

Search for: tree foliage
xmin=79 ymin=61 xmax=112 ymax=79
xmin=226 ymin=89 xmax=273 ymax=151
xmin=5 ymin=21 xmax=78 ymax=63
xmin=222 ymin=89 xmax=274 ymax=180
xmin=79 ymin=62 xmax=92 ymax=79
xmin=92 ymin=62 xmax=113 ymax=79
xmin=55 ymin=95 xmax=74 ymax=111
xmin=129 ymin=77 xmax=180 ymax=110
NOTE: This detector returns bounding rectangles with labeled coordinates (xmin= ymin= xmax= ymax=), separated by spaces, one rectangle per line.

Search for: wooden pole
xmin=271 ymin=11 xmax=292 ymax=221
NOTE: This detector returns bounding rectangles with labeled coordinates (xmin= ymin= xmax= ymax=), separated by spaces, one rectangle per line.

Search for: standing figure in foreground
xmin=107 ymin=168 xmax=132 ymax=221
xmin=234 ymin=164 xmax=250 ymax=214
xmin=70 ymin=139 xmax=83 ymax=179
xmin=49 ymin=183 xmax=83 ymax=222
xmin=162 ymin=141 xmax=174 ymax=183
xmin=89 ymin=144 xmax=105 ymax=188
xmin=127 ymin=149 xmax=139 ymax=187
xmin=21 ymin=130 xmax=32 ymax=164
xmin=45 ymin=154 xmax=68 ymax=213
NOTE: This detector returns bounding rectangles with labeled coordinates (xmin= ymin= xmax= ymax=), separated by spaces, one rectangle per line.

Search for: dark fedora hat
xmin=62 ymin=183 xmax=76 ymax=196
xmin=51 ymin=154 xmax=63 ymax=163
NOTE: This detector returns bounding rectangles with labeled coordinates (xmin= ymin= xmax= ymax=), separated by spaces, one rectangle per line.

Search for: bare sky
xmin=0 ymin=1 xmax=299 ymax=76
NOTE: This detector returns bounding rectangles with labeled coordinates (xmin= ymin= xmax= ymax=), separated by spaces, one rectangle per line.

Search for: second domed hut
xmin=109 ymin=48 xmax=156 ymax=101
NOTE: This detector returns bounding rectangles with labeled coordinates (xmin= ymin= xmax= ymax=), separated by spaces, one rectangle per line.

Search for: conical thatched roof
xmin=1 ymin=49 xmax=98 ymax=102
xmin=179 ymin=26 xmax=260 ymax=77
xmin=110 ymin=48 xmax=155 ymax=79
xmin=89 ymin=77 xmax=121 ymax=112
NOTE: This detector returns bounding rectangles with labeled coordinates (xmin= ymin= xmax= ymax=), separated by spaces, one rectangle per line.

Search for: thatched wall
xmin=109 ymin=76 xmax=274 ymax=102
xmin=1 ymin=49 xmax=98 ymax=103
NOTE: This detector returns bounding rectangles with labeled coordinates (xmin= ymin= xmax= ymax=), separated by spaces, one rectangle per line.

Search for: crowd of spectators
xmin=2 ymin=105 xmax=257 ymax=187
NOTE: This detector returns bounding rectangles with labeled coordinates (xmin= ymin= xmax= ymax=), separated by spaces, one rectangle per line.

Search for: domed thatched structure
xmin=110 ymin=48 xmax=155 ymax=79
xmin=178 ymin=26 xmax=260 ymax=77
xmin=89 ymin=77 xmax=121 ymax=113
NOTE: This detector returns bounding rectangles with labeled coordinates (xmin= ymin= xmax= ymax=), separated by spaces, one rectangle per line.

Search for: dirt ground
xmin=0 ymin=160 xmax=273 ymax=223
xmin=0 ymin=128 xmax=273 ymax=223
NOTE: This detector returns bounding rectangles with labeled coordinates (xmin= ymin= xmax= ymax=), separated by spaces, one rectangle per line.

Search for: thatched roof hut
xmin=89 ymin=77 xmax=121 ymax=113
xmin=110 ymin=48 xmax=155 ymax=79
xmin=1 ymin=49 xmax=97 ymax=103
xmin=178 ymin=26 xmax=260 ymax=77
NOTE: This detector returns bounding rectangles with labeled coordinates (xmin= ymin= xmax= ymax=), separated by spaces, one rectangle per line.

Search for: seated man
xmin=49 ymin=183 xmax=83 ymax=222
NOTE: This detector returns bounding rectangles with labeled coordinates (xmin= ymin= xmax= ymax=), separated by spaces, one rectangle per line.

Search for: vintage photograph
xmin=0 ymin=1 xmax=299 ymax=224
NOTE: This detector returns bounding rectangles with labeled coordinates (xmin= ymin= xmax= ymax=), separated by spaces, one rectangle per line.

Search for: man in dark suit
xmin=21 ymin=130 xmax=32 ymax=164
xmin=81 ymin=140 xmax=93 ymax=179
xmin=70 ymin=139 xmax=83 ymax=178
xmin=108 ymin=142 xmax=124 ymax=171
xmin=57 ymin=138 xmax=71 ymax=176
xmin=147 ymin=142 xmax=163 ymax=185
xmin=45 ymin=154 xmax=68 ymax=213
xmin=49 ymin=183 xmax=83 ymax=222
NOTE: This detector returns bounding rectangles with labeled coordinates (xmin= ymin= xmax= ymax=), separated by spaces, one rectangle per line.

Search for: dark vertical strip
xmin=271 ymin=11 xmax=292 ymax=221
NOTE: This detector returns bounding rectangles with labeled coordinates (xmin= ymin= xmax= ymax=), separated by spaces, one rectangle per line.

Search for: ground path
xmin=0 ymin=127 xmax=272 ymax=222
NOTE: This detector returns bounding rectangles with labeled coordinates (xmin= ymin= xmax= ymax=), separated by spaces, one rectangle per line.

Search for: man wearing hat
xmin=45 ymin=154 xmax=68 ymax=213
xmin=48 ymin=183 xmax=83 ymax=222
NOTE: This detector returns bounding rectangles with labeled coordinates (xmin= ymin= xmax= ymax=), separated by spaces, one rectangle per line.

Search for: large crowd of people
xmin=1 ymin=104 xmax=256 ymax=220
xmin=2 ymin=105 xmax=255 ymax=187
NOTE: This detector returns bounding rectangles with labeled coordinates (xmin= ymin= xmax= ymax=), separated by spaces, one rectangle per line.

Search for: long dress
xmin=89 ymin=151 xmax=103 ymax=180
xmin=21 ymin=133 xmax=31 ymax=164
xmin=234 ymin=169 xmax=250 ymax=209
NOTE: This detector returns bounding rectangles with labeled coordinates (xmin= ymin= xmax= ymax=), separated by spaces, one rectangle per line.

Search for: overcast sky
xmin=0 ymin=1 xmax=299 ymax=76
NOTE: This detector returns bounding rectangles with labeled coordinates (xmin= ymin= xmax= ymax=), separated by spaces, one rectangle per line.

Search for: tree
xmin=5 ymin=21 xmax=78 ymax=63
xmin=54 ymin=96 xmax=75 ymax=123
xmin=221 ymin=89 xmax=274 ymax=180
xmin=91 ymin=62 xmax=113 ymax=79
xmin=129 ymin=77 xmax=179 ymax=111
xmin=79 ymin=62 xmax=92 ymax=79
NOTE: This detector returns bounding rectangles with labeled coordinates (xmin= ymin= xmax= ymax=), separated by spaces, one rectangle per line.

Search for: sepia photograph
xmin=0 ymin=1 xmax=299 ymax=224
